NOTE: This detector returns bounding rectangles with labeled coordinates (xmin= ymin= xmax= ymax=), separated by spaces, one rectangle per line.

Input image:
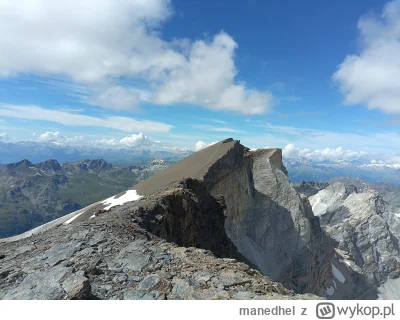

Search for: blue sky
xmin=0 ymin=0 xmax=400 ymax=161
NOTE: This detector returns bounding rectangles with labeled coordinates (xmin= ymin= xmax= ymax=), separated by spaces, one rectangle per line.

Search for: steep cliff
xmin=205 ymin=146 xmax=333 ymax=295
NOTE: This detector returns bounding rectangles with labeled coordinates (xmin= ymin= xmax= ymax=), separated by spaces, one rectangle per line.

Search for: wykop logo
xmin=316 ymin=303 xmax=336 ymax=319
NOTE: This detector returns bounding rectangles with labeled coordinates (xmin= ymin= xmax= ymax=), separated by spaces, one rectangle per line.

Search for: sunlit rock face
xmin=309 ymin=181 xmax=400 ymax=299
xmin=204 ymin=144 xmax=334 ymax=295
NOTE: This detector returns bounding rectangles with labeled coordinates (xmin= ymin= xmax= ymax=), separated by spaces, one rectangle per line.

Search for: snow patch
xmin=331 ymin=263 xmax=346 ymax=283
xmin=311 ymin=197 xmax=328 ymax=216
xmin=340 ymin=259 xmax=351 ymax=268
xmin=101 ymin=190 xmax=142 ymax=210
xmin=326 ymin=286 xmax=335 ymax=296
xmin=64 ymin=210 xmax=87 ymax=225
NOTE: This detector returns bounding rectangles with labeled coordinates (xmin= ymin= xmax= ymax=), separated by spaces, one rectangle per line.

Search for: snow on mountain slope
xmin=309 ymin=182 xmax=400 ymax=299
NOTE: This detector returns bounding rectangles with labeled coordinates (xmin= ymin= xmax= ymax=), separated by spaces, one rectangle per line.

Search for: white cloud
xmin=333 ymin=0 xmax=400 ymax=114
xmin=195 ymin=141 xmax=208 ymax=151
xmin=196 ymin=117 xmax=227 ymax=124
xmin=282 ymin=143 xmax=400 ymax=166
xmin=0 ymin=0 xmax=174 ymax=82
xmin=94 ymin=132 xmax=156 ymax=148
xmin=119 ymin=133 xmax=153 ymax=147
xmin=194 ymin=140 xmax=219 ymax=151
xmin=0 ymin=132 xmax=7 ymax=141
xmin=282 ymin=144 xmax=368 ymax=162
xmin=0 ymin=0 xmax=273 ymax=114
xmin=94 ymin=138 xmax=119 ymax=146
xmin=241 ymin=122 xmax=400 ymax=154
xmin=87 ymin=86 xmax=142 ymax=112
xmin=65 ymin=135 xmax=85 ymax=143
xmin=154 ymin=32 xmax=274 ymax=114
xmin=0 ymin=104 xmax=173 ymax=133
xmin=38 ymin=131 xmax=60 ymax=142
xmin=209 ymin=119 xmax=227 ymax=124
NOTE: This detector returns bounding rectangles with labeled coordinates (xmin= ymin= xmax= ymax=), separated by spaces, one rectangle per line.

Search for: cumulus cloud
xmin=38 ymin=131 xmax=60 ymax=142
xmin=195 ymin=141 xmax=208 ymax=151
xmin=282 ymin=143 xmax=368 ymax=162
xmin=0 ymin=104 xmax=173 ymax=133
xmin=333 ymin=0 xmax=400 ymax=114
xmin=65 ymin=136 xmax=85 ymax=143
xmin=119 ymin=133 xmax=153 ymax=147
xmin=154 ymin=32 xmax=273 ymax=114
xmin=0 ymin=0 xmax=273 ymax=114
xmin=0 ymin=0 xmax=174 ymax=82
xmin=194 ymin=140 xmax=219 ymax=151
xmin=0 ymin=132 xmax=8 ymax=141
xmin=93 ymin=138 xmax=119 ymax=146
xmin=94 ymin=133 xmax=156 ymax=148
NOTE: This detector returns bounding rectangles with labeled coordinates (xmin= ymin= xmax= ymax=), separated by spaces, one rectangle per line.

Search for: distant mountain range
xmin=0 ymin=141 xmax=193 ymax=164
xmin=284 ymin=157 xmax=400 ymax=185
xmin=0 ymin=158 xmax=171 ymax=238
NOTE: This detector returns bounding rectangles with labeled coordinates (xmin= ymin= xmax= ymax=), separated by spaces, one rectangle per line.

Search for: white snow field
xmin=101 ymin=190 xmax=142 ymax=210
xmin=331 ymin=263 xmax=346 ymax=283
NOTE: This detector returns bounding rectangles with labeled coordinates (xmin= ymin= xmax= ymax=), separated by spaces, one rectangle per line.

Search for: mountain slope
xmin=0 ymin=178 xmax=319 ymax=300
xmin=308 ymin=180 xmax=400 ymax=299
xmin=0 ymin=158 xmax=170 ymax=238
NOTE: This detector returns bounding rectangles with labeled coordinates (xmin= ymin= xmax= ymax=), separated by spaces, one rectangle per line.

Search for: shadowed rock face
xmin=309 ymin=182 xmax=400 ymax=299
xmin=117 ymin=178 xmax=239 ymax=259
xmin=0 ymin=139 xmax=333 ymax=300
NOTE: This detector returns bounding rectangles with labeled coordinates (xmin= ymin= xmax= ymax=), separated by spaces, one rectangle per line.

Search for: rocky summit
xmin=1 ymin=138 xmax=398 ymax=300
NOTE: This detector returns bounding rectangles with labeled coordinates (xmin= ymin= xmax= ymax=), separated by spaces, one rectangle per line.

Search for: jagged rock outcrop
xmin=115 ymin=179 xmax=239 ymax=259
xmin=309 ymin=182 xmax=400 ymax=299
xmin=294 ymin=181 xmax=330 ymax=197
xmin=206 ymin=147 xmax=334 ymax=295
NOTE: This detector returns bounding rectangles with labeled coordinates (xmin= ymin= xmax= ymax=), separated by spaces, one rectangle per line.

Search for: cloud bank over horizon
xmin=282 ymin=143 xmax=400 ymax=165
xmin=1 ymin=130 xmax=400 ymax=166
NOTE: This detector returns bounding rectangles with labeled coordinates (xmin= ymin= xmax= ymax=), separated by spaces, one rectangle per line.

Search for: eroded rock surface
xmin=0 ymin=205 xmax=319 ymax=300
xmin=309 ymin=181 xmax=400 ymax=299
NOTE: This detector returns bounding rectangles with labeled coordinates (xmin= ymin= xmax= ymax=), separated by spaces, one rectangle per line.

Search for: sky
xmin=0 ymin=0 xmax=400 ymax=162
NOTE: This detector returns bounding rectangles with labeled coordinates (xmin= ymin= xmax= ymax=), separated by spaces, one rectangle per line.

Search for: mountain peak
xmin=37 ymin=159 xmax=62 ymax=171
xmin=6 ymin=159 xmax=33 ymax=169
